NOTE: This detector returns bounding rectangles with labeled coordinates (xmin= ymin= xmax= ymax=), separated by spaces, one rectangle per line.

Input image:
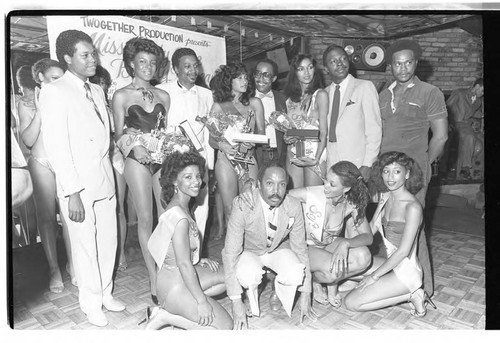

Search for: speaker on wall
xmin=343 ymin=40 xmax=387 ymax=72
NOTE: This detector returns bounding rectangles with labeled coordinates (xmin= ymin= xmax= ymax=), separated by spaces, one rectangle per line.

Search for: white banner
xmin=46 ymin=15 xmax=226 ymax=97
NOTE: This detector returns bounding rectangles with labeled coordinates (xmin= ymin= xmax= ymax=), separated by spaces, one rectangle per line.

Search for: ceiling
xmin=9 ymin=13 xmax=482 ymax=61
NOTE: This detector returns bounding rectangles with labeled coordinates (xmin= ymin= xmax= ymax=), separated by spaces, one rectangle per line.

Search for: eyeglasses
xmin=254 ymin=71 xmax=273 ymax=80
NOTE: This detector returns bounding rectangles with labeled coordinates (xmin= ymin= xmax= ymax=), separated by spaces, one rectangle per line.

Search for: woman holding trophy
xmin=206 ymin=63 xmax=265 ymax=230
xmin=112 ymin=37 xmax=170 ymax=305
xmin=283 ymin=54 xmax=329 ymax=188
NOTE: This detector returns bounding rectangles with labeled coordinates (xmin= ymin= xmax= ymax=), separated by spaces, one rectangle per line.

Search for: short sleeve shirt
xmin=379 ymin=76 xmax=447 ymax=161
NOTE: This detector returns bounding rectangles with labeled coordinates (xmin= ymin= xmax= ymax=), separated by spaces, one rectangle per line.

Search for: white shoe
xmin=103 ymin=297 xmax=126 ymax=312
xmin=87 ymin=311 xmax=108 ymax=327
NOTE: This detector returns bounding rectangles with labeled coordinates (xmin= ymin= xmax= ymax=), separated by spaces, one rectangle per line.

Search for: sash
xmin=303 ymin=186 xmax=327 ymax=245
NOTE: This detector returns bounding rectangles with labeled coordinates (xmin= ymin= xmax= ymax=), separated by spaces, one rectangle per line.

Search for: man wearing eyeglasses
xmin=253 ymin=59 xmax=287 ymax=168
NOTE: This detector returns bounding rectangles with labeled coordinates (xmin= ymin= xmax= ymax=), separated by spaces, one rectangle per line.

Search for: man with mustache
xmin=39 ymin=30 xmax=125 ymax=327
xmin=379 ymin=39 xmax=449 ymax=298
xmin=222 ymin=162 xmax=316 ymax=329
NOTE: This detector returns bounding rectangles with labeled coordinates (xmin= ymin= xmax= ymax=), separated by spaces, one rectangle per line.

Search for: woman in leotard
xmin=112 ymin=37 xmax=170 ymax=305
xmin=17 ymin=60 xmax=75 ymax=292
xmin=144 ymin=151 xmax=232 ymax=330
xmin=207 ymin=63 xmax=265 ymax=233
xmin=283 ymin=54 xmax=329 ymax=188
xmin=344 ymin=151 xmax=436 ymax=317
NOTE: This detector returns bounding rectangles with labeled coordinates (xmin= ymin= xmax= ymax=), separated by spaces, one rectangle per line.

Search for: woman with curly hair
xmin=112 ymin=37 xmax=170 ymax=304
xmin=145 ymin=151 xmax=232 ymax=330
xmin=283 ymin=54 xmax=329 ymax=188
xmin=17 ymin=61 xmax=75 ymax=292
xmin=208 ymin=62 xmax=265 ymax=235
xmin=288 ymin=160 xmax=373 ymax=308
xmin=344 ymin=151 xmax=436 ymax=317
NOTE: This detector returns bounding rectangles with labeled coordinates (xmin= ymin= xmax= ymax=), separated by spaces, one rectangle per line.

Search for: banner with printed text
xmin=46 ymin=15 xmax=226 ymax=97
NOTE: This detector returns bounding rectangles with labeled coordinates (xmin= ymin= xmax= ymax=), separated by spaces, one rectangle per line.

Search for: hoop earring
xmin=174 ymin=185 xmax=179 ymax=194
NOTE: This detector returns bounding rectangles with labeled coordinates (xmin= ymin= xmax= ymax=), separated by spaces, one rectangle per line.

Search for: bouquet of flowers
xmin=196 ymin=111 xmax=259 ymax=180
xmin=138 ymin=125 xmax=194 ymax=164
xmin=268 ymin=111 xmax=320 ymax=160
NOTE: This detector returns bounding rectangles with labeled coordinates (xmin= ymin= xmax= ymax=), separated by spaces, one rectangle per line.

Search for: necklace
xmin=137 ymin=87 xmax=154 ymax=103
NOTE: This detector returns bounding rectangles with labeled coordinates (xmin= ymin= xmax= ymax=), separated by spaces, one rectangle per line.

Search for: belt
xmin=262 ymin=147 xmax=278 ymax=152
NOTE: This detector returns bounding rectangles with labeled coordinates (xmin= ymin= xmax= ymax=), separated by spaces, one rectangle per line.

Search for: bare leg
xmin=28 ymin=158 xmax=63 ymax=293
xmin=115 ymin=169 xmax=128 ymax=270
xmin=213 ymin=188 xmax=225 ymax=240
xmin=344 ymin=271 xmax=411 ymax=312
xmin=214 ymin=157 xmax=239 ymax=229
xmin=157 ymin=267 xmax=233 ymax=329
xmin=195 ymin=264 xmax=227 ymax=297
xmin=124 ymin=158 xmax=157 ymax=298
xmin=286 ymin=160 xmax=305 ymax=189
xmin=304 ymin=164 xmax=323 ymax=187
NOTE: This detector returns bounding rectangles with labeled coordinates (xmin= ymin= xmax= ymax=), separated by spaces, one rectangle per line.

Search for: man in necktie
xmin=253 ymin=58 xmax=288 ymax=167
xmin=222 ymin=162 xmax=316 ymax=329
xmin=39 ymin=30 xmax=124 ymax=327
xmin=156 ymin=48 xmax=213 ymax=243
xmin=323 ymin=44 xmax=382 ymax=180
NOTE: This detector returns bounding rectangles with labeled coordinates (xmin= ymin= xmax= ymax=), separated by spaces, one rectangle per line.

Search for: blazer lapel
xmin=254 ymin=190 xmax=269 ymax=245
xmin=268 ymin=204 xmax=290 ymax=250
xmin=338 ymin=79 xmax=355 ymax=121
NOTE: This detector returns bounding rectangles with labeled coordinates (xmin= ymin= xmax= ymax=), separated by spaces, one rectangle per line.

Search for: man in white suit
xmin=156 ymin=48 xmax=213 ymax=242
xmin=39 ymin=30 xmax=124 ymax=327
xmin=323 ymin=44 xmax=382 ymax=179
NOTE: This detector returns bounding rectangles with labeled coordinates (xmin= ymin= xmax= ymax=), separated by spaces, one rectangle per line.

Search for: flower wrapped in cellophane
xmin=138 ymin=125 xmax=194 ymax=164
xmin=196 ymin=111 xmax=264 ymax=180
xmin=268 ymin=110 xmax=296 ymax=132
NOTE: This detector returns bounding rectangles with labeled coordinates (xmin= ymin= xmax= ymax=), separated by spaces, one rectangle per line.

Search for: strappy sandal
xmin=49 ymin=277 xmax=64 ymax=293
xmin=313 ymin=282 xmax=329 ymax=305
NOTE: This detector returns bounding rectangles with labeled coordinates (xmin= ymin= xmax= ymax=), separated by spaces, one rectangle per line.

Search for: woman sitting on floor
xmin=237 ymin=160 xmax=373 ymax=308
xmin=145 ymin=151 xmax=233 ymax=330
xmin=288 ymin=161 xmax=373 ymax=307
xmin=344 ymin=151 xmax=436 ymax=317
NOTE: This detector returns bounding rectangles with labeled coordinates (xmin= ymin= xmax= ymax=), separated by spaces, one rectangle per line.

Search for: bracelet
xmin=371 ymin=273 xmax=380 ymax=281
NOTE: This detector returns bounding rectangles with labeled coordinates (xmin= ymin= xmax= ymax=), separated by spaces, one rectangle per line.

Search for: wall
xmin=307 ymin=27 xmax=483 ymax=93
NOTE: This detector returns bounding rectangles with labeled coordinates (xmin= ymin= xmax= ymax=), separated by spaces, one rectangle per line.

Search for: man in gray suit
xmin=222 ymin=162 xmax=316 ymax=329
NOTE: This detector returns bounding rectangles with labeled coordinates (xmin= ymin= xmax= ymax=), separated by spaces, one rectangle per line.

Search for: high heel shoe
xmin=138 ymin=306 xmax=204 ymax=330
xmin=408 ymin=288 xmax=437 ymax=317
xmin=151 ymin=295 xmax=159 ymax=305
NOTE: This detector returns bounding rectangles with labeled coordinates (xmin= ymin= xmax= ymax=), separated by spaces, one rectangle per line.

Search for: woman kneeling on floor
xmin=343 ymin=151 xmax=436 ymax=317
xmin=145 ymin=151 xmax=233 ymax=329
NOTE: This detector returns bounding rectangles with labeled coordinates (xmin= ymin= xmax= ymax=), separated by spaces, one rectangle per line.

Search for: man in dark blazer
xmin=253 ymin=59 xmax=287 ymax=167
xmin=222 ymin=162 xmax=316 ymax=329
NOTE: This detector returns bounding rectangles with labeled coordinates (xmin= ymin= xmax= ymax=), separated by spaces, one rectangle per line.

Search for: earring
xmin=174 ymin=185 xmax=179 ymax=194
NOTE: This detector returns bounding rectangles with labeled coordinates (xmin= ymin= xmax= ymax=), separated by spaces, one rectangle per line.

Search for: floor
xmin=10 ymin=204 xmax=486 ymax=330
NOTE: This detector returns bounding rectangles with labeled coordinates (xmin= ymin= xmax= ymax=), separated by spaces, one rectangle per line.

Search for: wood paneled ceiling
xmin=9 ymin=13 xmax=481 ymax=61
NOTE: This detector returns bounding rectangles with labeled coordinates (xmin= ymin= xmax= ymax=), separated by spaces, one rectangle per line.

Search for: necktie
xmin=84 ymin=82 xmax=104 ymax=124
xmin=267 ymin=208 xmax=277 ymax=248
xmin=328 ymin=84 xmax=340 ymax=142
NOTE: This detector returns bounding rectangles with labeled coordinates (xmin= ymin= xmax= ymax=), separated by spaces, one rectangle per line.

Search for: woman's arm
xmin=18 ymin=100 xmax=40 ymax=148
xmin=287 ymin=187 xmax=308 ymax=203
xmin=156 ymin=89 xmax=171 ymax=127
xmin=207 ymin=102 xmax=236 ymax=156
xmin=314 ymin=89 xmax=329 ymax=162
xmin=369 ymin=201 xmax=423 ymax=280
xmin=251 ymin=97 xmax=265 ymax=135
xmin=111 ymin=90 xmax=126 ymax=141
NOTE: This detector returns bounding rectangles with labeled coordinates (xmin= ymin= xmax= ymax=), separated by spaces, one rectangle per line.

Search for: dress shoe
xmin=87 ymin=311 xmax=108 ymax=327
xmin=269 ymin=291 xmax=282 ymax=311
xmin=103 ymin=297 xmax=126 ymax=312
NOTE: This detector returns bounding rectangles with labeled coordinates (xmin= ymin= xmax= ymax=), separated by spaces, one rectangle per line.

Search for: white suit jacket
xmin=39 ymin=71 xmax=115 ymax=201
xmin=325 ymin=74 xmax=382 ymax=169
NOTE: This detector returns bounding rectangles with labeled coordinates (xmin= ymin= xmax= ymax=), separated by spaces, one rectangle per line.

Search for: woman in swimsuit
xmin=145 ymin=151 xmax=232 ymax=330
xmin=112 ymin=37 xmax=170 ymax=305
xmin=17 ymin=60 xmax=75 ymax=293
xmin=289 ymin=161 xmax=373 ymax=308
xmin=344 ymin=151 xmax=436 ymax=317
xmin=207 ymin=63 xmax=265 ymax=233
xmin=283 ymin=54 xmax=329 ymax=188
